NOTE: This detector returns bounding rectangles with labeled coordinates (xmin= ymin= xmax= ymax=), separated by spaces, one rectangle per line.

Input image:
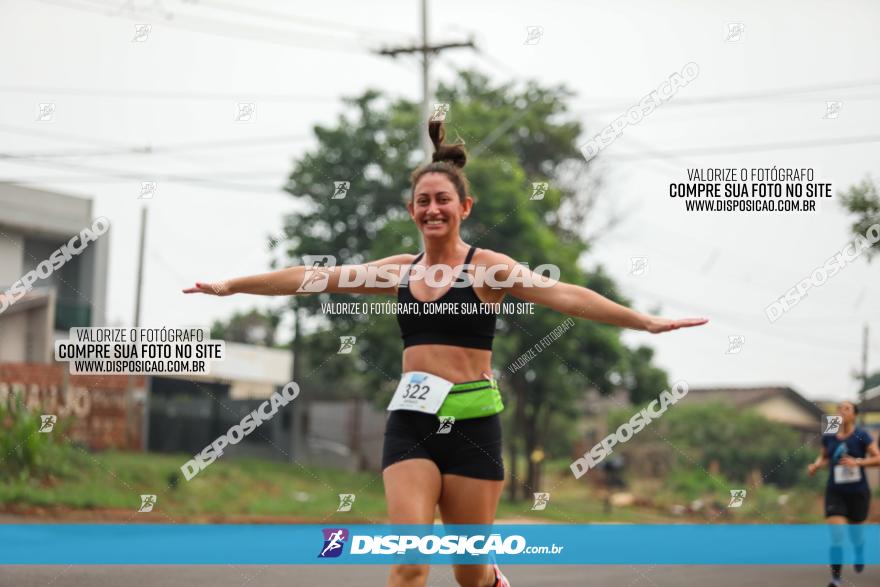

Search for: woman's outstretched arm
xmin=481 ymin=250 xmax=708 ymax=334
xmin=183 ymin=253 xmax=416 ymax=297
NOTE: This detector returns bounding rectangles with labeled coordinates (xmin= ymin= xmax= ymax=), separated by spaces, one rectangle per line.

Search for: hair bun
xmin=428 ymin=120 xmax=467 ymax=168
xmin=431 ymin=147 xmax=467 ymax=168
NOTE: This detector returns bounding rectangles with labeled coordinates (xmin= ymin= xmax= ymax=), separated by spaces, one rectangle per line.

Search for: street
xmin=2 ymin=565 xmax=876 ymax=586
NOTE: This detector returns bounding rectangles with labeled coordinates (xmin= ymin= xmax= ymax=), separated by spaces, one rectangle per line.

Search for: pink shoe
xmin=493 ymin=563 xmax=511 ymax=586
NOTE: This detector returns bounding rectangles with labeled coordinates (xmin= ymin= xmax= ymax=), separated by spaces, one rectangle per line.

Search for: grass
xmin=0 ymin=451 xmax=387 ymax=521
xmin=0 ymin=451 xmax=830 ymax=523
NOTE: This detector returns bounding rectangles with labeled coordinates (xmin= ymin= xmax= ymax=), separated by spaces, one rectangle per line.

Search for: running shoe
xmin=493 ymin=563 xmax=511 ymax=586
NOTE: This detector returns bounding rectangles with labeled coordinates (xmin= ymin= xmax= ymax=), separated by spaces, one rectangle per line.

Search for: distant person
xmin=601 ymin=455 xmax=626 ymax=515
xmin=808 ymin=400 xmax=880 ymax=586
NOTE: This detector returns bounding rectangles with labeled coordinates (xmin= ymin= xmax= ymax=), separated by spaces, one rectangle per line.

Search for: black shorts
xmin=825 ymin=488 xmax=871 ymax=522
xmin=381 ymin=410 xmax=504 ymax=480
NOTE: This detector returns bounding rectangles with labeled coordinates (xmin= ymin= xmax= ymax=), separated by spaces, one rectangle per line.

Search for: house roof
xmin=684 ymin=385 xmax=824 ymax=420
xmin=860 ymin=386 xmax=880 ymax=411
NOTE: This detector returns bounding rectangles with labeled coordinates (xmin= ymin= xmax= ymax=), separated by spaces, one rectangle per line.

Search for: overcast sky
xmin=2 ymin=0 xmax=879 ymax=402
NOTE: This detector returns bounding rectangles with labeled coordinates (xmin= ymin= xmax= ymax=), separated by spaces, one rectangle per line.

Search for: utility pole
xmin=290 ymin=301 xmax=307 ymax=464
xmin=375 ymin=0 xmax=475 ymax=162
xmin=133 ymin=205 xmax=147 ymax=328
xmin=129 ymin=205 xmax=148 ymax=449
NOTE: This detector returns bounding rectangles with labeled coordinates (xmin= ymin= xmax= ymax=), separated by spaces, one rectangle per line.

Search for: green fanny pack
xmin=437 ymin=379 xmax=504 ymax=420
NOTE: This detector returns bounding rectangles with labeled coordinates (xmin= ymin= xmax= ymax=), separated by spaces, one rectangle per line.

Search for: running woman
xmin=184 ymin=119 xmax=708 ymax=587
xmin=808 ymin=400 xmax=880 ymax=586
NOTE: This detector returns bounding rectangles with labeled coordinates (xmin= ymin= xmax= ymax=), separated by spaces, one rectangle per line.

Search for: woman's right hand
xmin=807 ymin=463 xmax=819 ymax=476
xmin=182 ymin=281 xmax=232 ymax=296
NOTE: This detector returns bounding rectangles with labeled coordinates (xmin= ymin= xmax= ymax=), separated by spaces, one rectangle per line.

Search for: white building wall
xmin=0 ymin=183 xmax=106 ymax=361
xmin=0 ymin=230 xmax=23 ymax=286
xmin=0 ymin=312 xmax=28 ymax=362
xmin=0 ymin=183 xmax=93 ymax=237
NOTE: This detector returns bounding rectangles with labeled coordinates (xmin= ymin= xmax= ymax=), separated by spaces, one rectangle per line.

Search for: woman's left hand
xmin=643 ymin=316 xmax=709 ymax=333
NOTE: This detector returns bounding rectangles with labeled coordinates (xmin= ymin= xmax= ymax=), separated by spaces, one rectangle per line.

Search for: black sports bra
xmin=396 ymin=245 xmax=497 ymax=350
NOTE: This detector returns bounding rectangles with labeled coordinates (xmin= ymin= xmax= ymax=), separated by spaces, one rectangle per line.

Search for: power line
xmin=189 ymin=0 xmax=413 ymax=41
xmin=603 ymin=134 xmax=880 ymax=161
xmin=0 ymin=122 xmax=127 ymax=148
xmin=0 ymin=84 xmax=337 ymax=103
xmin=0 ymin=153 xmax=285 ymax=193
xmin=0 ymin=122 xmax=314 ymax=189
xmin=574 ymin=78 xmax=880 ymax=113
xmin=0 ymin=171 xmax=284 ymax=183
xmin=83 ymin=0 xmax=378 ymax=50
xmin=596 ymin=133 xmax=689 ymax=172
xmin=0 ymin=132 xmax=312 ymax=159
xmin=34 ymin=0 xmax=373 ymax=54
xmin=471 ymin=46 xmax=519 ymax=77
xmin=623 ymin=281 xmax=864 ymax=354
xmin=0 ymin=122 xmax=310 ymax=175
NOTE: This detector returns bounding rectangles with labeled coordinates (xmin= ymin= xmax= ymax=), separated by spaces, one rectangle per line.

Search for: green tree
xmin=210 ymin=307 xmax=283 ymax=347
xmin=864 ymin=370 xmax=880 ymax=391
xmin=839 ymin=175 xmax=880 ymax=261
xmin=280 ymin=69 xmax=667 ymax=499
xmin=609 ymin=402 xmax=812 ymax=487
xmin=623 ymin=345 xmax=670 ymax=404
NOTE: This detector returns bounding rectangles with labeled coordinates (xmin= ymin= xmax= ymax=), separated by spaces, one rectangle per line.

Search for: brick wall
xmin=0 ymin=362 xmax=146 ymax=450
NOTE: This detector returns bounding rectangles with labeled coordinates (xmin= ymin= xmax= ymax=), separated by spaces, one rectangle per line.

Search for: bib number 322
xmin=387 ymin=371 xmax=454 ymax=415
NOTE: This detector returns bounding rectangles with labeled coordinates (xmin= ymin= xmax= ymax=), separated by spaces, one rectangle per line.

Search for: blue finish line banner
xmin=2 ymin=524 xmax=879 ymax=565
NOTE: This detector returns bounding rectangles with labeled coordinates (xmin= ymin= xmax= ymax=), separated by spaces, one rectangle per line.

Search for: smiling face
xmin=408 ymin=171 xmax=473 ymax=241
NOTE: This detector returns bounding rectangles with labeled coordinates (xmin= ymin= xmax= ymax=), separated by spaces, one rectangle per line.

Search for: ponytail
xmin=411 ymin=119 xmax=471 ymax=202
xmin=428 ymin=120 xmax=467 ymax=168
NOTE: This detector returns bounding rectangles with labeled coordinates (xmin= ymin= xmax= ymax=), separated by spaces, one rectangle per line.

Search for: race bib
xmin=387 ymin=371 xmax=454 ymax=415
xmin=834 ymin=465 xmax=862 ymax=484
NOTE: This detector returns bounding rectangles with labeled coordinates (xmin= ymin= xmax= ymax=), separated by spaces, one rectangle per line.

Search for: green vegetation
xmin=0 ymin=450 xmax=827 ymax=523
xmin=593 ymin=402 xmax=829 ymax=521
xmin=0 ymin=402 xmax=85 ymax=481
xmin=607 ymin=402 xmax=817 ymax=487
xmin=0 ymin=451 xmax=387 ymax=520
xmin=839 ymin=175 xmax=880 ymax=262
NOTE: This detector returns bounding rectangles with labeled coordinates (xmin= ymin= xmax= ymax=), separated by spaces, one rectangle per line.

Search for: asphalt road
xmin=1 ymin=565 xmax=876 ymax=586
